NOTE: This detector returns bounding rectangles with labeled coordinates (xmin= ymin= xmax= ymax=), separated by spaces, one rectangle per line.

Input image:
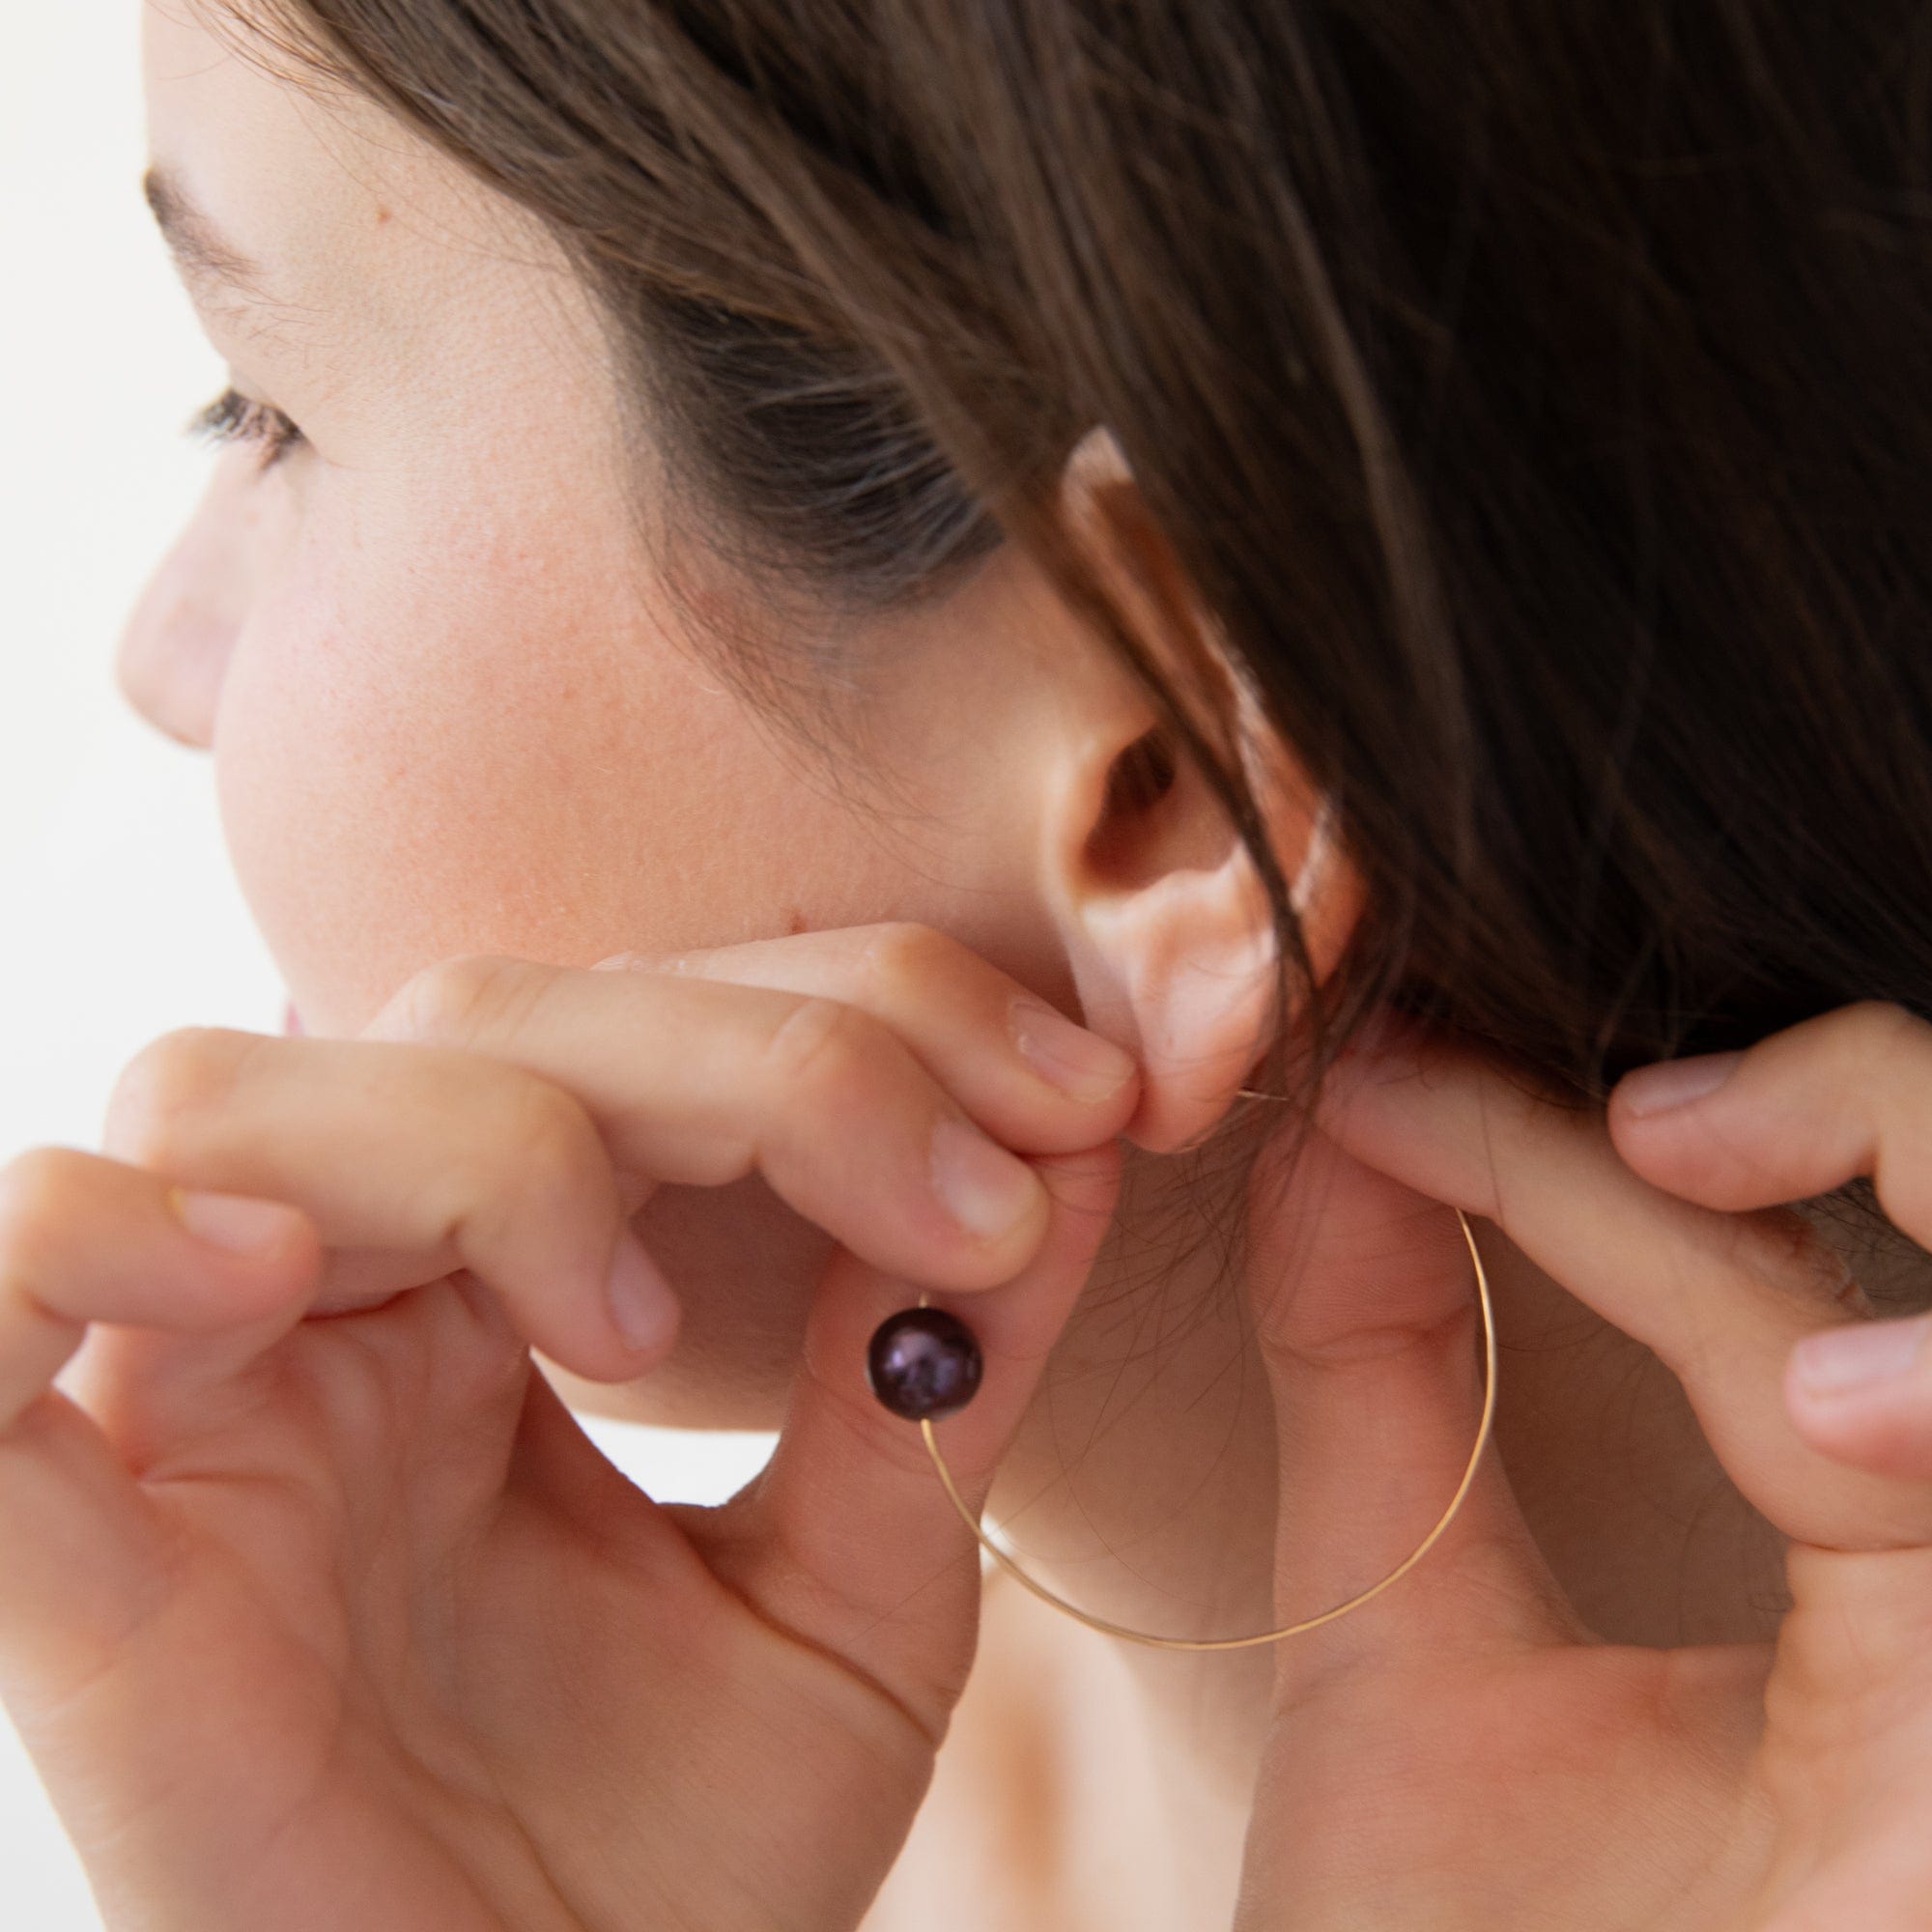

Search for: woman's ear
xmin=1037 ymin=432 xmax=1366 ymax=1153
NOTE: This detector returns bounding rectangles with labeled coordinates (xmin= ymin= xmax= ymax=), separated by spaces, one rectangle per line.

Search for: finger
xmin=687 ymin=1141 xmax=1122 ymax=1740
xmin=1783 ymin=1311 xmax=1932 ymax=1480
xmin=589 ymin=921 xmax=1142 ymax=1132
xmin=105 ymin=1026 xmax=678 ymax=1386
xmin=362 ymin=948 xmax=1131 ymax=1283
xmin=101 ymin=1000 xmax=1063 ymax=1391
xmin=0 ymin=1149 xmax=317 ymax=1716
xmin=1605 ymin=1001 xmax=1932 ymax=1223
xmin=276 ymin=1173 xmax=650 ymax=1321
xmin=1321 ymin=1020 xmax=1929 ymax=1548
xmin=1605 ymin=1002 xmax=1932 ymax=1484
xmin=0 ymin=1149 xmax=318 ymax=1435
xmin=1240 ymin=1122 xmax=1576 ymax=1703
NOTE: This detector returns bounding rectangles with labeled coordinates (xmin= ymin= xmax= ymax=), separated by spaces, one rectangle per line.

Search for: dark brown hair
xmin=238 ymin=0 xmax=1932 ymax=1219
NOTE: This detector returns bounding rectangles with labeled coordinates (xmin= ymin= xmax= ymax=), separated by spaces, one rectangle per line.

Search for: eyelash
xmin=188 ymin=387 xmax=305 ymax=470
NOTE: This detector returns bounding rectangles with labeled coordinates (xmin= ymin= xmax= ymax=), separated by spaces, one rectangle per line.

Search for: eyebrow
xmin=142 ymin=165 xmax=268 ymax=298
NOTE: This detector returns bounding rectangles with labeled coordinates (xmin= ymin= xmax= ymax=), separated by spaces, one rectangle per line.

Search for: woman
xmin=5 ymin=0 xmax=1931 ymax=1923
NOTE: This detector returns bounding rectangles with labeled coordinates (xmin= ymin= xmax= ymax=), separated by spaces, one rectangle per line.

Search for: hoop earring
xmin=865 ymin=1124 xmax=1497 ymax=1653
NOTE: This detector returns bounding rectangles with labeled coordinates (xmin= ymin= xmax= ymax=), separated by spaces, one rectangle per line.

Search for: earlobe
xmin=1072 ymin=837 xmax=1282 ymax=1153
xmin=1062 ymin=778 xmax=1350 ymax=1153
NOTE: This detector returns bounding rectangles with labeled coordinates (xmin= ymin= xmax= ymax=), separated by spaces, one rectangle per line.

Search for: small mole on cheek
xmin=375 ymin=207 xmax=392 ymax=227
xmin=785 ymin=909 xmax=807 ymax=936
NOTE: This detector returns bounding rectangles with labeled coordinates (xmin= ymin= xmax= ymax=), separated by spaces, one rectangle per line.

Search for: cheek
xmin=203 ymin=482 xmax=1043 ymax=1429
xmin=209 ymin=504 xmax=918 ymax=1433
xmin=210 ymin=501 xmax=906 ymax=1037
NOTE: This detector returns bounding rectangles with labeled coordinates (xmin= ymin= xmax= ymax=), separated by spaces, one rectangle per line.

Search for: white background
xmin=0 ymin=10 xmax=773 ymax=1923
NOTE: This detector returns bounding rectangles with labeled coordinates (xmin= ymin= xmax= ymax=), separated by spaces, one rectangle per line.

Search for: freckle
xmin=375 ymin=207 xmax=392 ymax=227
xmin=785 ymin=909 xmax=807 ymax=935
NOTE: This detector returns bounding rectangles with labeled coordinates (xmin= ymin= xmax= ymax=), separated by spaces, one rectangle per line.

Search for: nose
xmin=116 ymin=450 xmax=267 ymax=751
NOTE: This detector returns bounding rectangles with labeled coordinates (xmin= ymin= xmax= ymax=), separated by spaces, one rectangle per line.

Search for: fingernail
xmin=168 ymin=1186 xmax=303 ymax=1257
xmin=1791 ymin=1314 xmax=1929 ymax=1397
xmin=604 ymin=1229 xmax=678 ymax=1353
xmin=930 ymin=1117 xmax=1042 ymax=1241
xmin=1009 ymin=1000 xmax=1137 ymax=1103
xmin=1616 ymin=1050 xmax=1744 ymax=1119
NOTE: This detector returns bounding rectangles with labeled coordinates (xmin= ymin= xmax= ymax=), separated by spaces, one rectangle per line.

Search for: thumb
xmin=1246 ymin=1112 xmax=1576 ymax=1706
xmin=694 ymin=1138 xmax=1122 ymax=1736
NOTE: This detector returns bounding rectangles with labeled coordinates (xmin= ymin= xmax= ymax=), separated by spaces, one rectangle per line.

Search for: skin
xmin=0 ymin=945 xmax=1134 ymax=1929
xmin=8 ymin=1 xmax=1921 ymax=1926
xmin=1231 ymin=1006 xmax=1932 ymax=1931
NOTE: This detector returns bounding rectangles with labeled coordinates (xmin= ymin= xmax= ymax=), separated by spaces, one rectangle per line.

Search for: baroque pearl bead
xmin=866 ymin=1307 xmax=983 ymax=1421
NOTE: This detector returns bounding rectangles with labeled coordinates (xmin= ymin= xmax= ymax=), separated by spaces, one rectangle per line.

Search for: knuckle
xmin=853 ymin=921 xmax=956 ymax=995
xmin=389 ymin=954 xmax=549 ymax=1049
xmin=760 ymin=996 xmax=886 ymax=1110
xmin=473 ymin=1077 xmax=605 ymax=1222
xmin=103 ymin=1027 xmax=253 ymax=1167
xmin=1837 ymin=999 xmax=1924 ymax=1058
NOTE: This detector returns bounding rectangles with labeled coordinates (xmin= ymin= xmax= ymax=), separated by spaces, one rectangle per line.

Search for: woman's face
xmin=126 ymin=3 xmax=1098 ymax=1424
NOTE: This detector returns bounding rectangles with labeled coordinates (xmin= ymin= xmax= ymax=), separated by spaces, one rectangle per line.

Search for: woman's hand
xmin=1232 ymin=1000 xmax=1932 ymax=1932
xmin=0 ymin=925 xmax=1136 ymax=1932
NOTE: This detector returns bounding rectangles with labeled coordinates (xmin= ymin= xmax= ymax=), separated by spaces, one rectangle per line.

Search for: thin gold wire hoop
xmin=915 ymin=1182 xmax=1497 ymax=1652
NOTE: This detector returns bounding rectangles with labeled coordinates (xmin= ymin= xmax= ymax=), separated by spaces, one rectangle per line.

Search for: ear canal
xmin=1104 ymin=731 xmax=1178 ymax=816
xmin=1084 ymin=728 xmax=1180 ymax=883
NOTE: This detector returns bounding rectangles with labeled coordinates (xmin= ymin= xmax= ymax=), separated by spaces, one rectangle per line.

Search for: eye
xmin=187 ymin=386 xmax=305 ymax=471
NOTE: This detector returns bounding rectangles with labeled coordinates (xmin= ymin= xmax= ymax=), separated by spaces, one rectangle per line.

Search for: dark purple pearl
xmin=866 ymin=1307 xmax=983 ymax=1421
